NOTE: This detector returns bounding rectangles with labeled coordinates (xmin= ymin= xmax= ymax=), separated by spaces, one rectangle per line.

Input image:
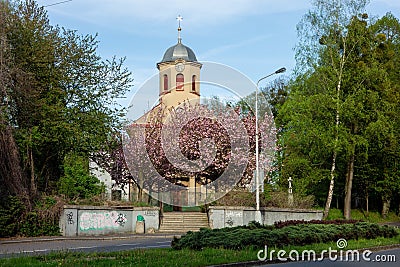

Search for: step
xmin=159 ymin=212 xmax=209 ymax=233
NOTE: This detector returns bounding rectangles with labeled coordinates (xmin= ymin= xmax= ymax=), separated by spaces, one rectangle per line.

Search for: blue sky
xmin=36 ymin=0 xmax=400 ymax=110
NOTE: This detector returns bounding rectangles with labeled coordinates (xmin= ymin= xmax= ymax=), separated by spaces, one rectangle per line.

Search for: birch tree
xmin=295 ymin=0 xmax=370 ymax=219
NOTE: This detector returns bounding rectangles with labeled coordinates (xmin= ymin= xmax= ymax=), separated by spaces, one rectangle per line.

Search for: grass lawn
xmin=1 ymin=233 xmax=399 ymax=267
xmin=326 ymin=209 xmax=400 ymax=223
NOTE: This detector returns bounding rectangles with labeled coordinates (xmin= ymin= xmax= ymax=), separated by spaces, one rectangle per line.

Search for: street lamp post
xmin=254 ymin=67 xmax=286 ymax=224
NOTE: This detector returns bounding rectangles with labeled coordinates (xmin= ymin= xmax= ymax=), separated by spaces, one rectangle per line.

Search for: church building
xmin=94 ymin=18 xmax=205 ymax=204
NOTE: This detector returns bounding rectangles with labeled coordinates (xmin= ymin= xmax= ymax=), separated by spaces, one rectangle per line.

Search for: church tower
xmin=156 ymin=16 xmax=202 ymax=109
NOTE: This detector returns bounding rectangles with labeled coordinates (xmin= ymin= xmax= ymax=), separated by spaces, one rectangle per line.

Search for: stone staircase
xmin=159 ymin=212 xmax=209 ymax=233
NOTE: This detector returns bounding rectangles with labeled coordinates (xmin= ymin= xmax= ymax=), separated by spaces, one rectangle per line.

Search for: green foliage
xmin=0 ymin=196 xmax=25 ymax=237
xmin=279 ymin=2 xmax=400 ymax=214
xmin=18 ymin=195 xmax=63 ymax=237
xmin=326 ymin=208 xmax=345 ymax=220
xmin=274 ymin=219 xmax=361 ymax=228
xmin=0 ymin=195 xmax=62 ymax=237
xmin=0 ymin=0 xmax=132 ymax=212
xmin=19 ymin=212 xmax=60 ymax=237
xmin=58 ymin=153 xmax=104 ymax=199
xmin=172 ymin=222 xmax=398 ymax=250
xmin=327 ymin=208 xmax=400 ymax=223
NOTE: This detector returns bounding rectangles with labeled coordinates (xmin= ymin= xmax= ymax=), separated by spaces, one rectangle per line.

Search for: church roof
xmin=160 ymin=41 xmax=198 ymax=63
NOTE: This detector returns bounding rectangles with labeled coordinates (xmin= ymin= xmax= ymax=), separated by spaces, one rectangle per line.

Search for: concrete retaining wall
xmin=60 ymin=205 xmax=160 ymax=236
xmin=208 ymin=206 xmax=323 ymax=229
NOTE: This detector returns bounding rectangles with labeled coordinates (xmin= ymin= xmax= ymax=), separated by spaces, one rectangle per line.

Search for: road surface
xmin=0 ymin=235 xmax=174 ymax=258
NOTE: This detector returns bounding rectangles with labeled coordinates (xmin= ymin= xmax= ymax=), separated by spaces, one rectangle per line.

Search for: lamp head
xmin=275 ymin=67 xmax=286 ymax=74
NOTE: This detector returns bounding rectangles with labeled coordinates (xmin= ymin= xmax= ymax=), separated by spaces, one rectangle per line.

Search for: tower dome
xmin=158 ymin=15 xmax=197 ymax=64
xmin=160 ymin=42 xmax=198 ymax=63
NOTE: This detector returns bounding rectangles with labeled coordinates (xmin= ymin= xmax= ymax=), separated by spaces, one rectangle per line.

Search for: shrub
xmin=19 ymin=196 xmax=63 ymax=237
xmin=0 ymin=195 xmax=63 ymax=237
xmin=0 ymin=196 xmax=25 ymax=237
xmin=58 ymin=153 xmax=105 ymax=200
xmin=274 ymin=219 xmax=362 ymax=228
xmin=172 ymin=222 xmax=398 ymax=250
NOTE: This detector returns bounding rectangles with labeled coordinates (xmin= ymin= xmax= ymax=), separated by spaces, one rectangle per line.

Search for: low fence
xmin=208 ymin=206 xmax=323 ymax=229
xmin=60 ymin=205 xmax=160 ymax=236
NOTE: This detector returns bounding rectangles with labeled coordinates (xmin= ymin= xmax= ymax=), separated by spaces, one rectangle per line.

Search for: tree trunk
xmin=138 ymin=170 xmax=144 ymax=202
xmin=323 ymin=156 xmax=336 ymax=219
xmin=398 ymin=202 xmax=400 ymax=216
xmin=138 ymin=187 xmax=143 ymax=202
xmin=28 ymin=141 xmax=37 ymax=197
xmin=344 ymin=153 xmax=355 ymax=219
xmin=0 ymin=124 xmax=32 ymax=210
xmin=323 ymin=76 xmax=343 ymax=219
xmin=0 ymin=5 xmax=31 ymax=206
xmin=323 ymin=46 xmax=345 ymax=219
xmin=365 ymin=189 xmax=369 ymax=217
xmin=382 ymin=198 xmax=391 ymax=219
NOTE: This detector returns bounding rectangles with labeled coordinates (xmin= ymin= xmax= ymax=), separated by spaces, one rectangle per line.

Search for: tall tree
xmin=1 ymin=0 xmax=132 ymax=205
xmin=282 ymin=0 xmax=400 ymax=218
xmin=294 ymin=0 xmax=371 ymax=218
xmin=365 ymin=13 xmax=400 ymax=217
xmin=0 ymin=0 xmax=32 ymax=208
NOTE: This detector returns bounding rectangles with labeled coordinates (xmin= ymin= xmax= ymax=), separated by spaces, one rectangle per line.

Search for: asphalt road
xmin=0 ymin=235 xmax=174 ymax=258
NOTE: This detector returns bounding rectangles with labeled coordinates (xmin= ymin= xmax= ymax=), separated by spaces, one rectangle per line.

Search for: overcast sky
xmin=35 ymin=0 xmax=400 ymax=113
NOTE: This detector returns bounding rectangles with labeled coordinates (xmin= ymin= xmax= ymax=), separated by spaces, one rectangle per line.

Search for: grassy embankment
xmin=326 ymin=208 xmax=400 ymax=223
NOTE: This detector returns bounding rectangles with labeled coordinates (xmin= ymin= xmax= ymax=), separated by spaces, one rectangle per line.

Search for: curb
xmin=0 ymin=233 xmax=182 ymax=245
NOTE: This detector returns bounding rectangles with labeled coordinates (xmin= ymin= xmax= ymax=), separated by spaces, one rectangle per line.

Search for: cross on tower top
xmin=176 ymin=15 xmax=183 ymax=43
xmin=176 ymin=15 xmax=183 ymax=26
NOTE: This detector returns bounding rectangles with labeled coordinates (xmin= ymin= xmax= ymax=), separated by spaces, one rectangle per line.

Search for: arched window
xmin=176 ymin=73 xmax=184 ymax=90
xmin=163 ymin=74 xmax=168 ymax=91
xmin=192 ymin=75 xmax=196 ymax=92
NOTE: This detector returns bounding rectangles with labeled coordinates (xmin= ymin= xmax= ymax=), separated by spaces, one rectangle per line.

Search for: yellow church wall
xmin=157 ymin=61 xmax=202 ymax=109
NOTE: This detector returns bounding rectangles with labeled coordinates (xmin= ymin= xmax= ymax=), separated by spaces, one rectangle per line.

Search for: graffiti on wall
xmin=79 ymin=211 xmax=128 ymax=231
xmin=225 ymin=210 xmax=242 ymax=227
xmin=144 ymin=210 xmax=157 ymax=217
xmin=66 ymin=211 xmax=74 ymax=225
xmin=115 ymin=213 xmax=127 ymax=226
xmin=226 ymin=217 xmax=234 ymax=226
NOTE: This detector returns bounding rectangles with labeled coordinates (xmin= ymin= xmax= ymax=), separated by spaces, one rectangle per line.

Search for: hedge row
xmin=171 ymin=222 xmax=398 ymax=250
xmin=274 ymin=219 xmax=362 ymax=228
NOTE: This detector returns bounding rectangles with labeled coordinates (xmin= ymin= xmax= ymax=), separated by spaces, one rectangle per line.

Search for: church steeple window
xmin=176 ymin=73 xmax=184 ymax=90
xmin=191 ymin=75 xmax=196 ymax=92
xmin=163 ymin=74 xmax=168 ymax=91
